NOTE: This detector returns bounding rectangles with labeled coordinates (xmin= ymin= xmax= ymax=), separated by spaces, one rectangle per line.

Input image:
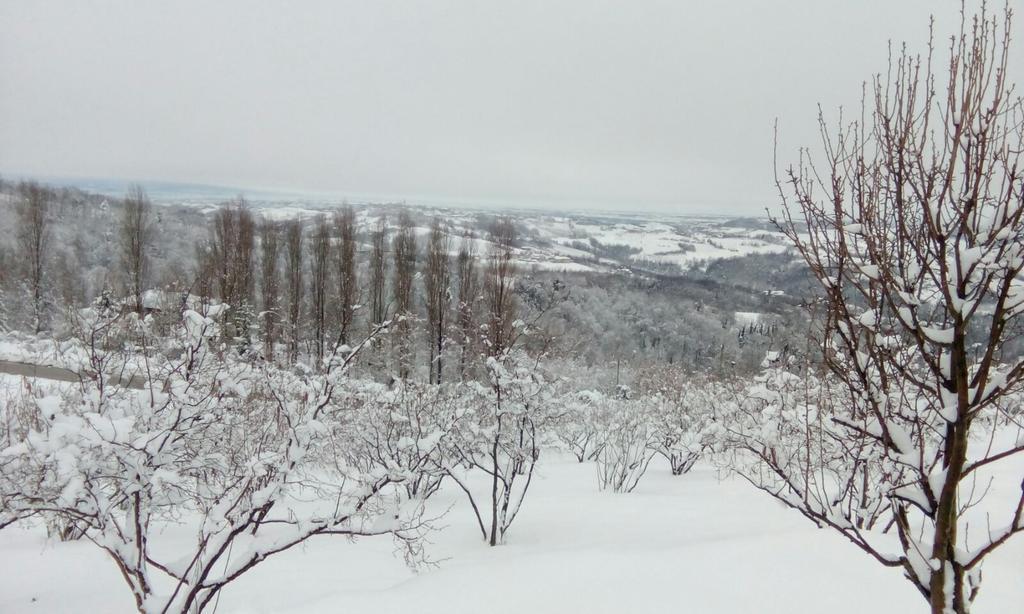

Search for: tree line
xmin=1 ymin=183 xmax=538 ymax=385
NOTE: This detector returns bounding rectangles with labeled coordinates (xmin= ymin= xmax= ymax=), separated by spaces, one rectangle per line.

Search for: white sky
xmin=0 ymin=1 xmax=1008 ymax=214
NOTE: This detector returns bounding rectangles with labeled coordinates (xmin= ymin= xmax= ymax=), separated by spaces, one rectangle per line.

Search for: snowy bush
xmin=0 ymin=376 xmax=83 ymax=540
xmin=646 ymin=380 xmax=720 ymax=476
xmin=554 ymin=389 xmax=604 ymax=462
xmin=721 ymin=364 xmax=897 ymax=532
xmin=445 ymin=351 xmax=554 ymax=546
xmin=344 ymin=379 xmax=464 ymax=501
xmin=0 ymin=376 xmax=49 ymax=451
xmin=592 ymin=395 xmax=656 ymax=493
xmin=0 ymin=313 xmax=438 ymax=613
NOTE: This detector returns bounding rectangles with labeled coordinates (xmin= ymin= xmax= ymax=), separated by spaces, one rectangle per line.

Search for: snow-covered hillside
xmin=165 ymin=192 xmax=794 ymax=276
xmin=246 ymin=204 xmax=796 ymax=275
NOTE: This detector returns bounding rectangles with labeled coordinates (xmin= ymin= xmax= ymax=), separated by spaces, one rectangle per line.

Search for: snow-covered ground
xmin=186 ymin=192 xmax=795 ymax=274
xmin=546 ymin=220 xmax=790 ymax=269
xmin=2 ymin=363 xmax=1020 ymax=614
xmin=2 ymin=450 xmax=1021 ymax=613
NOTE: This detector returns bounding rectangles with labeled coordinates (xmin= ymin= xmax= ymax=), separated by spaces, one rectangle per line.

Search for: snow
xmin=734 ymin=311 xmax=762 ymax=325
xmin=520 ymin=260 xmax=598 ymax=273
xmin=548 ymin=243 xmax=593 ymax=259
xmin=254 ymin=206 xmax=325 ymax=221
xmin=921 ymin=325 xmax=955 ymax=344
xmin=2 ymin=452 xmax=1019 ymax=613
xmin=0 ymin=333 xmax=57 ymax=364
xmin=525 ymin=216 xmax=793 ymax=271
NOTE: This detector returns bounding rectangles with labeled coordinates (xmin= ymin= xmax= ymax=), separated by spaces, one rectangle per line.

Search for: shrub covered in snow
xmin=553 ymin=389 xmax=605 ymax=463
xmin=444 ymin=350 xmax=554 ymax=546
xmin=0 ymin=313 xmax=437 ymax=613
xmin=592 ymin=394 xmax=657 ymax=493
xmin=343 ymin=378 xmax=464 ymax=501
xmin=645 ymin=379 xmax=722 ymax=477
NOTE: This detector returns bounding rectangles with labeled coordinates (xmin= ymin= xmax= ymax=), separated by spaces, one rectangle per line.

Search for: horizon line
xmin=1 ymin=170 xmax=774 ymax=219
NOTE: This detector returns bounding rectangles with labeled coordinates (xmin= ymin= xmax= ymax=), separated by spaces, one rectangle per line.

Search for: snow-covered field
xmin=2 ymin=450 xmax=1021 ymax=614
xmin=544 ymin=220 xmax=790 ymax=270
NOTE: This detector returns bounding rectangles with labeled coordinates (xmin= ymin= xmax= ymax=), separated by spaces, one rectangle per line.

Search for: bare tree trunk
xmin=369 ymin=217 xmax=388 ymax=327
xmin=333 ymin=206 xmax=358 ymax=345
xmin=15 ymin=181 xmax=50 ymax=334
xmin=193 ymin=244 xmax=215 ymax=311
xmin=423 ymin=219 xmax=452 ymax=384
xmin=484 ymin=218 xmax=517 ymax=357
xmin=258 ymin=218 xmax=281 ymax=361
xmin=208 ymin=198 xmax=256 ymax=347
xmin=456 ymin=231 xmax=479 ymax=381
xmin=119 ymin=185 xmax=151 ymax=313
xmin=489 ymin=411 xmax=501 ymax=547
xmin=283 ymin=219 xmax=304 ymax=365
xmin=309 ymin=215 xmax=330 ymax=367
xmin=209 ymin=198 xmax=255 ymax=308
xmin=392 ymin=211 xmax=417 ymax=379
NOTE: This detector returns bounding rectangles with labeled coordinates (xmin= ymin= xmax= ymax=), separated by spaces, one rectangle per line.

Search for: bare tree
xmin=309 ymin=215 xmax=331 ymax=366
xmin=392 ymin=211 xmax=417 ymax=378
xmin=455 ymin=231 xmax=479 ymax=381
xmin=758 ymin=6 xmax=1024 ymax=612
xmin=0 ymin=246 xmax=11 ymax=332
xmin=283 ymin=219 xmax=304 ymax=364
xmin=423 ymin=219 xmax=452 ymax=384
xmin=209 ymin=198 xmax=256 ymax=307
xmin=258 ymin=218 xmax=281 ymax=361
xmin=446 ymin=349 xmax=551 ymax=546
xmin=369 ymin=217 xmax=388 ymax=327
xmin=334 ymin=206 xmax=359 ymax=345
xmin=483 ymin=217 xmax=517 ymax=357
xmin=208 ymin=198 xmax=256 ymax=346
xmin=435 ymin=217 xmax=541 ymax=548
xmin=119 ymin=185 xmax=151 ymax=313
xmin=192 ymin=244 xmax=216 ymax=311
xmin=15 ymin=181 xmax=51 ymax=333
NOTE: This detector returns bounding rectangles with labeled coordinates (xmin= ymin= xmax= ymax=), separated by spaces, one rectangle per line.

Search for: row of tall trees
xmin=188 ymin=201 xmax=520 ymax=382
xmin=3 ymin=179 xmax=523 ymax=384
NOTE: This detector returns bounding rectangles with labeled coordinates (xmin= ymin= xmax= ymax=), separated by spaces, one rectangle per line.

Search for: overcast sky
xmin=0 ymin=1 xmax=1004 ymax=214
